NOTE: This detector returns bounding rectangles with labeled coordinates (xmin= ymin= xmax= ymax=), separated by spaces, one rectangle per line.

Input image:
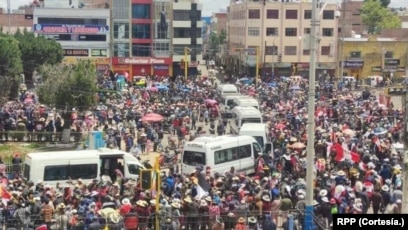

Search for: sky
xmin=1 ymin=0 xmax=406 ymax=14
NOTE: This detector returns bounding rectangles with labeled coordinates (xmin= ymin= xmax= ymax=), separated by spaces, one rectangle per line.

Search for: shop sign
xmin=382 ymin=66 xmax=397 ymax=72
xmin=371 ymin=66 xmax=382 ymax=72
xmin=118 ymin=57 xmax=169 ymax=65
xmin=64 ymin=49 xmax=89 ymax=57
xmin=341 ymin=60 xmax=364 ymax=68
xmin=397 ymin=67 xmax=406 ymax=72
xmin=33 ymin=24 xmax=109 ymax=34
xmin=384 ymin=59 xmax=400 ymax=66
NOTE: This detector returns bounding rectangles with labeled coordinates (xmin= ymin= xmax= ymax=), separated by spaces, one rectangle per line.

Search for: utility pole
xmin=256 ymin=46 xmax=260 ymax=86
xmin=339 ymin=0 xmax=346 ymax=82
xmin=184 ymin=47 xmax=190 ymax=81
xmin=7 ymin=0 xmax=11 ymax=33
xmin=304 ymin=0 xmax=318 ymax=229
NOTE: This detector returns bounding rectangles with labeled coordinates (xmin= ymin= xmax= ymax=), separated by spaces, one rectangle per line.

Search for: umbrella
xmin=373 ymin=127 xmax=387 ymax=135
xmin=240 ymin=77 xmax=250 ymax=81
xmin=290 ymin=85 xmax=301 ymax=90
xmin=342 ymin=129 xmax=355 ymax=136
xmin=142 ymin=113 xmax=164 ymax=122
xmin=275 ymin=123 xmax=286 ymax=130
xmin=205 ymin=99 xmax=217 ymax=104
xmin=289 ymin=142 xmax=306 ymax=149
xmin=156 ymin=85 xmax=169 ymax=91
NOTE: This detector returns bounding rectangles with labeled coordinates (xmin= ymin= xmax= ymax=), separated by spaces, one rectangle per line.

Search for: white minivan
xmin=24 ymin=148 xmax=146 ymax=186
xmin=239 ymin=123 xmax=272 ymax=153
xmin=216 ymin=84 xmax=239 ymax=96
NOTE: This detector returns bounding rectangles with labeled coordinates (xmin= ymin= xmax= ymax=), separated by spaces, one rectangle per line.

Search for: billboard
xmin=33 ymin=24 xmax=109 ymax=34
xmin=44 ymin=0 xmax=80 ymax=8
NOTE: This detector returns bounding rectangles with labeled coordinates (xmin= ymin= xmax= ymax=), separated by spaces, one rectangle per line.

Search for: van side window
xmin=253 ymin=143 xmax=262 ymax=155
xmin=128 ymin=164 xmax=140 ymax=175
xmin=44 ymin=165 xmax=68 ymax=181
xmin=70 ymin=164 xmax=98 ymax=180
xmin=214 ymin=144 xmax=252 ymax=164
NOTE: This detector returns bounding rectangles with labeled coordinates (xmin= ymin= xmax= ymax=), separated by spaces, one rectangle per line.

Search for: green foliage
xmin=0 ymin=36 xmax=23 ymax=103
xmin=362 ymin=0 xmax=401 ymax=34
xmin=36 ymin=60 xmax=98 ymax=111
xmin=14 ymin=29 xmax=64 ymax=77
xmin=365 ymin=0 xmax=390 ymax=8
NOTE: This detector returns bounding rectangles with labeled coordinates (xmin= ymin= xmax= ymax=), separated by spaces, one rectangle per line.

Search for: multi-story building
xmin=226 ymin=0 xmax=339 ymax=78
xmin=340 ymin=36 xmax=408 ymax=79
xmin=33 ymin=7 xmax=111 ymax=71
xmin=338 ymin=0 xmax=364 ymax=38
xmin=207 ymin=12 xmax=227 ymax=65
xmin=0 ymin=9 xmax=33 ymax=34
xmin=171 ymin=0 xmax=203 ymax=77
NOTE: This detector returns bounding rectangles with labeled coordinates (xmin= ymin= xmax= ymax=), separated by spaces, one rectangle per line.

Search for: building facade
xmin=172 ymin=0 xmax=203 ymax=77
xmin=338 ymin=0 xmax=364 ymax=38
xmin=33 ymin=8 xmax=110 ymax=71
xmin=340 ymin=36 xmax=408 ymax=79
xmin=0 ymin=9 xmax=33 ymax=34
xmin=226 ymin=0 xmax=339 ymax=78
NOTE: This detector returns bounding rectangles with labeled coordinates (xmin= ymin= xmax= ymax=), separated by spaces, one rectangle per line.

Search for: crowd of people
xmin=0 ymin=66 xmax=405 ymax=230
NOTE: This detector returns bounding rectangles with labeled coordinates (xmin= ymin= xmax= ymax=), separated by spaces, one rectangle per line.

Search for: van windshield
xmin=253 ymin=136 xmax=264 ymax=147
xmin=183 ymin=151 xmax=206 ymax=166
xmin=242 ymin=118 xmax=261 ymax=124
xmin=227 ymin=99 xmax=235 ymax=107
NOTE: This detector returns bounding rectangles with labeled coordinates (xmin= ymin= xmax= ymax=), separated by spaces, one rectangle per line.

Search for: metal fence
xmin=0 ymin=210 xmax=330 ymax=230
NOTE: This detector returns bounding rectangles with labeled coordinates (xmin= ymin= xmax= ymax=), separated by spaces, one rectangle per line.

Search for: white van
xmin=216 ymin=84 xmax=239 ymax=96
xmin=239 ymin=123 xmax=272 ymax=150
xmin=230 ymin=106 xmax=263 ymax=134
xmin=24 ymin=148 xmax=146 ymax=186
xmin=220 ymin=94 xmax=244 ymax=116
xmin=233 ymin=97 xmax=260 ymax=110
xmin=182 ymin=135 xmax=263 ymax=174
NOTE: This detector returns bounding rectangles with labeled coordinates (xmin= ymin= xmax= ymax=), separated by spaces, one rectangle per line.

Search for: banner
xmin=33 ymin=24 xmax=109 ymax=34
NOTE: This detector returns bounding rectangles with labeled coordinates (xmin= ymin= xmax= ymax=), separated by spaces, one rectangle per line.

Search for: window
xmin=23 ymin=164 xmax=30 ymax=181
xmin=285 ymin=28 xmax=297 ymax=37
xmin=384 ymin=51 xmax=393 ymax=58
xmin=128 ymin=164 xmax=140 ymax=175
xmin=284 ymin=46 xmax=297 ymax=55
xmin=304 ymin=10 xmax=312 ymax=19
xmin=114 ymin=43 xmax=130 ymax=57
xmin=132 ymin=4 xmax=151 ymax=19
xmin=248 ymin=27 xmax=260 ymax=36
xmin=154 ymin=42 xmax=170 ymax=56
xmin=352 ymin=10 xmax=361 ymax=16
xmin=266 ymin=27 xmax=278 ymax=36
xmin=91 ymin=49 xmax=108 ymax=57
xmin=304 ymin=28 xmax=311 ymax=34
xmin=183 ymin=151 xmax=206 ymax=166
xmin=265 ymin=46 xmax=278 ymax=55
xmin=321 ymin=46 xmax=331 ymax=55
xmin=173 ymin=10 xmax=190 ymax=20
xmin=266 ymin=9 xmax=279 ymax=19
xmin=156 ymin=21 xmax=169 ymax=39
xmin=241 ymin=118 xmax=261 ymax=125
xmin=132 ymin=44 xmax=151 ymax=57
xmin=132 ymin=24 xmax=151 ymax=39
xmin=322 ymin=10 xmax=334 ymax=19
xmin=248 ymin=9 xmax=260 ymax=19
xmin=252 ymin=143 xmax=262 ymax=155
xmin=43 ymin=164 xmax=97 ymax=181
xmin=350 ymin=51 xmax=361 ymax=58
xmin=70 ymin=164 xmax=97 ymax=180
xmin=322 ymin=28 xmax=333 ymax=37
xmin=214 ymin=144 xmax=252 ymax=164
xmin=303 ymin=49 xmax=310 ymax=55
xmin=286 ymin=10 xmax=298 ymax=19
xmin=113 ymin=22 xmax=130 ymax=39
xmin=113 ymin=0 xmax=130 ymax=19
xmin=173 ymin=28 xmax=198 ymax=38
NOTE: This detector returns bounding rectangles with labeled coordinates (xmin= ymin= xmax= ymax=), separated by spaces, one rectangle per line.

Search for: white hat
xmin=337 ymin=170 xmax=346 ymax=176
xmin=396 ymin=199 xmax=402 ymax=204
xmin=122 ymin=198 xmax=130 ymax=205
xmin=319 ymin=189 xmax=328 ymax=197
xmin=321 ymin=197 xmax=329 ymax=203
xmin=298 ymin=194 xmax=305 ymax=199
xmin=200 ymin=200 xmax=207 ymax=206
xmin=381 ymin=185 xmax=389 ymax=192
xmin=261 ymin=195 xmax=271 ymax=202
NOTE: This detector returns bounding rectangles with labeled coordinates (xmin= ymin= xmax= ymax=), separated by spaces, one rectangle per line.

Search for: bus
xmin=182 ymin=135 xmax=263 ymax=174
xmin=230 ymin=106 xmax=263 ymax=134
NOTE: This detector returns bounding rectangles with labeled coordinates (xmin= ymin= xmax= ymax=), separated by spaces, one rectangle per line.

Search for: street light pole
xmin=184 ymin=47 xmax=189 ymax=81
xmin=256 ymin=46 xmax=260 ymax=85
xmin=304 ymin=0 xmax=318 ymax=229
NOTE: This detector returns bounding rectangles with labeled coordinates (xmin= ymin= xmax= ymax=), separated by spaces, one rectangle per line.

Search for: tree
xmin=0 ymin=35 xmax=23 ymax=104
xmin=14 ymin=29 xmax=64 ymax=84
xmin=361 ymin=0 xmax=401 ymax=34
xmin=37 ymin=60 xmax=98 ymax=143
xmin=37 ymin=60 xmax=98 ymax=111
xmin=365 ymin=0 xmax=390 ymax=8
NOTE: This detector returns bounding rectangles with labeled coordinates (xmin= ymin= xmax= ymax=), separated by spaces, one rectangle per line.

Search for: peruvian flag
xmin=350 ymin=151 xmax=361 ymax=163
xmin=331 ymin=142 xmax=344 ymax=162
xmin=315 ymin=158 xmax=326 ymax=172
